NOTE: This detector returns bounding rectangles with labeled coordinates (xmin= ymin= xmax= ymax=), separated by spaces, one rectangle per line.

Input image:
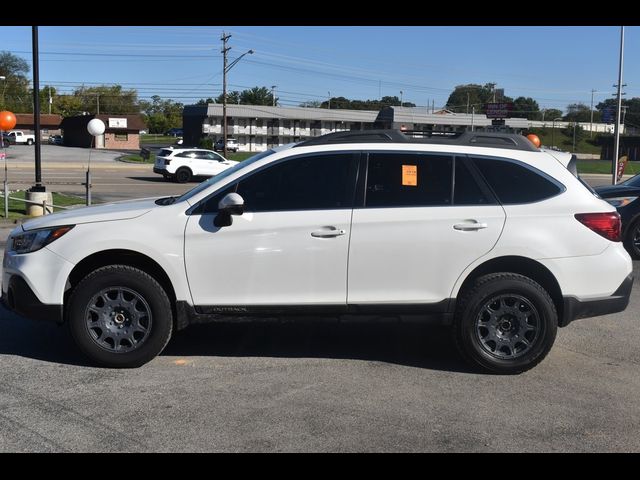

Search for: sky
xmin=0 ymin=26 xmax=636 ymax=113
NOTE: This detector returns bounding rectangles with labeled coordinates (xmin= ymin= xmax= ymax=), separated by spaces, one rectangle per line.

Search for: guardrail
xmin=3 ymin=191 xmax=72 ymax=218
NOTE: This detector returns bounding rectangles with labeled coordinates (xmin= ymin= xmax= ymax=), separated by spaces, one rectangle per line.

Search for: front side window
xmin=236 ymin=153 xmax=358 ymax=212
xmin=365 ymin=152 xmax=453 ymax=208
xmin=471 ymin=156 xmax=563 ymax=204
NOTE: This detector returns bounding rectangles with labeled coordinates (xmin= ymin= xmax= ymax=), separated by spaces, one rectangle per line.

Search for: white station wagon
xmin=2 ymin=130 xmax=633 ymax=372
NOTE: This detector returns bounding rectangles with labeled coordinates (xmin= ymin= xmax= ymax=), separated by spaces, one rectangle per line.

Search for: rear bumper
xmin=1 ymin=274 xmax=63 ymax=324
xmin=561 ymin=273 xmax=633 ymax=326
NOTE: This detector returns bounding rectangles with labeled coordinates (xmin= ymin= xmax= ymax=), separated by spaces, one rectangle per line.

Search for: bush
xmin=199 ymin=137 xmax=213 ymax=149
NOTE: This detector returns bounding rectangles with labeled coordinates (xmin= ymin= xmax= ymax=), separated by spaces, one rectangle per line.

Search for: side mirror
xmin=214 ymin=192 xmax=244 ymax=228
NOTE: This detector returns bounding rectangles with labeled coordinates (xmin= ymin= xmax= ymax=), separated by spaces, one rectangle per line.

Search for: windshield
xmin=176 ymin=149 xmax=275 ymax=203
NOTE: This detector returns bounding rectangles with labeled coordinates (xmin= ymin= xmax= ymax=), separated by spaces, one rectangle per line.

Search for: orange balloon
xmin=0 ymin=111 xmax=17 ymax=131
xmin=526 ymin=134 xmax=541 ymax=148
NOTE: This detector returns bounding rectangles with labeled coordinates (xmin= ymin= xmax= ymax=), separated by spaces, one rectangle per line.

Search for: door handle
xmin=311 ymin=227 xmax=346 ymax=238
xmin=453 ymin=222 xmax=488 ymax=231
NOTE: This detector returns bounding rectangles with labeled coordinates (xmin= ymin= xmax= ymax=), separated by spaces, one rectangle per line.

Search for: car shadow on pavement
xmin=0 ymin=305 xmax=88 ymax=366
xmin=1 ymin=304 xmax=472 ymax=373
xmin=162 ymin=320 xmax=474 ymax=373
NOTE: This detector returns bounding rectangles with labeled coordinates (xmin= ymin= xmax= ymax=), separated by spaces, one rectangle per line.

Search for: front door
xmin=184 ymin=152 xmax=359 ymax=307
xmin=347 ymin=152 xmax=505 ymax=305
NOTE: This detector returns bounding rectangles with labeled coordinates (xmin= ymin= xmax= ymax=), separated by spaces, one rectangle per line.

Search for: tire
xmin=174 ymin=167 xmax=192 ymax=183
xmin=67 ymin=265 xmax=173 ymax=368
xmin=452 ymin=273 xmax=558 ymax=374
xmin=623 ymin=218 xmax=640 ymax=259
xmin=27 ymin=139 xmax=34 ymax=145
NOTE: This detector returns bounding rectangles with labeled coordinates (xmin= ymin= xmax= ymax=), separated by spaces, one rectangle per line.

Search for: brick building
xmin=60 ymin=114 xmax=146 ymax=150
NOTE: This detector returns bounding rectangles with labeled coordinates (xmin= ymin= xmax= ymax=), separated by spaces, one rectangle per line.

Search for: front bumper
xmin=561 ymin=273 xmax=634 ymax=326
xmin=1 ymin=274 xmax=64 ymax=323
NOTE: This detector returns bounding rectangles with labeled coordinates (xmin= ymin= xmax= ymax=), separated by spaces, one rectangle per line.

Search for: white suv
xmin=153 ymin=147 xmax=237 ymax=183
xmin=2 ymin=130 xmax=633 ymax=372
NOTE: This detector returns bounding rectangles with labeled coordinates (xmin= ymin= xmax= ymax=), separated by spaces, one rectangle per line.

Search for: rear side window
xmin=471 ymin=157 xmax=563 ymax=204
xmin=158 ymin=149 xmax=173 ymax=157
xmin=454 ymin=159 xmax=495 ymax=205
xmin=365 ymin=153 xmax=453 ymax=207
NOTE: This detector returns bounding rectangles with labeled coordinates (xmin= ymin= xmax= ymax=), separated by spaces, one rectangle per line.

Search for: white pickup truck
xmin=8 ymin=130 xmax=35 ymax=145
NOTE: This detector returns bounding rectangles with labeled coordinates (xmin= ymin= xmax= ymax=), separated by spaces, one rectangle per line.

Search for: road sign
xmin=603 ymin=107 xmax=614 ymax=124
xmin=486 ymin=102 xmax=513 ymax=119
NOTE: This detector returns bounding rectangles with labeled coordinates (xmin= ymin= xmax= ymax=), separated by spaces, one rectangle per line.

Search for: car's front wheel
xmin=67 ymin=265 xmax=173 ymax=368
xmin=453 ymin=273 xmax=558 ymax=374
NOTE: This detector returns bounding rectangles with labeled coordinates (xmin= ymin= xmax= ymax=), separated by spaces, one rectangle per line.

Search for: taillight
xmin=574 ymin=212 xmax=621 ymax=242
xmin=164 ymin=158 xmax=171 ymax=165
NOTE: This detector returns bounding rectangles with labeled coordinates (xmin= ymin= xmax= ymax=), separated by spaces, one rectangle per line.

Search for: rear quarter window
xmin=471 ymin=156 xmax=564 ymax=204
xmin=158 ymin=149 xmax=174 ymax=157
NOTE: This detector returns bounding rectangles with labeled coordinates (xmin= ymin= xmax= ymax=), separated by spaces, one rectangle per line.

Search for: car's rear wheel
xmin=27 ymin=139 xmax=34 ymax=145
xmin=453 ymin=273 xmax=558 ymax=374
xmin=624 ymin=218 xmax=640 ymax=259
xmin=174 ymin=167 xmax=192 ymax=183
xmin=67 ymin=265 xmax=173 ymax=368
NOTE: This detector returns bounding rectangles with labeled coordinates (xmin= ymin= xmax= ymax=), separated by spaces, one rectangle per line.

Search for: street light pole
xmin=271 ymin=85 xmax=276 ymax=107
xmin=221 ymin=32 xmax=253 ymax=158
xmin=590 ymin=89 xmax=596 ymax=138
xmin=552 ymin=117 xmax=562 ymax=149
xmin=328 ymin=91 xmax=331 ymax=110
xmin=612 ymin=26 xmax=625 ymax=185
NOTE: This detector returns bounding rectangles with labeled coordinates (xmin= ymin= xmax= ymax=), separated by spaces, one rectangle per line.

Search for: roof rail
xmin=294 ymin=129 xmax=538 ymax=152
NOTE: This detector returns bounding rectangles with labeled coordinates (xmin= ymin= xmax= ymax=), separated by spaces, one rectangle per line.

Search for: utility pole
xmin=48 ymin=86 xmax=52 ymax=115
xmin=31 ymin=26 xmax=42 ymax=190
xmin=612 ymin=26 xmax=625 ymax=185
xmin=590 ymin=88 xmax=596 ymax=138
xmin=432 ymin=99 xmax=435 ymax=114
xmin=221 ymin=32 xmax=231 ymax=158
xmin=328 ymin=91 xmax=331 ymax=110
xmin=96 ymin=93 xmax=100 ymax=115
xmin=220 ymin=33 xmax=253 ymax=158
xmin=271 ymin=85 xmax=276 ymax=107
xmin=466 ymin=91 xmax=470 ymax=114
xmin=400 ymin=90 xmax=403 ymax=107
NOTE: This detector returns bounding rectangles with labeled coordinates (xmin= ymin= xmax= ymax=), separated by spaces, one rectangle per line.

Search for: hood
xmin=21 ymin=197 xmax=161 ymax=231
xmin=594 ymin=184 xmax=640 ymax=198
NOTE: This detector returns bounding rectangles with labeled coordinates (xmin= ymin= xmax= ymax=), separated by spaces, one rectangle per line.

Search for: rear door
xmin=347 ymin=151 xmax=506 ymax=306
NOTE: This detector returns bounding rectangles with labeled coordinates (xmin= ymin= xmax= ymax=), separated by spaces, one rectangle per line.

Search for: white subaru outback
xmin=1 ymin=130 xmax=633 ymax=373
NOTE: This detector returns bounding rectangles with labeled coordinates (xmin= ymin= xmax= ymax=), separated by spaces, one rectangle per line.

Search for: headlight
xmin=9 ymin=225 xmax=74 ymax=254
xmin=606 ymin=196 xmax=638 ymax=208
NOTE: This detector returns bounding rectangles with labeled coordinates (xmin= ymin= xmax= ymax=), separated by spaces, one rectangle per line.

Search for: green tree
xmin=139 ymin=95 xmax=183 ymax=134
xmin=0 ymin=51 xmax=31 ymax=112
xmin=215 ymin=91 xmax=240 ymax=104
xmin=512 ymin=96 xmax=540 ymax=120
xmin=445 ymin=83 xmax=506 ymax=114
xmin=541 ymin=108 xmax=563 ymax=121
xmin=74 ymin=85 xmax=140 ymax=115
xmin=196 ymin=97 xmax=215 ymax=105
xmin=564 ymin=103 xmax=592 ymax=122
xmin=240 ymin=86 xmax=276 ymax=106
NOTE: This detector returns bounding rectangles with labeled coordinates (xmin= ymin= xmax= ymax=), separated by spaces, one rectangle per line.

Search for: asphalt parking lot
xmin=0 ymin=159 xmax=639 ymax=452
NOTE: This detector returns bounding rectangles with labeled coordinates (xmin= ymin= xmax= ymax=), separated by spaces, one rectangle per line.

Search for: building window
xmin=115 ymin=133 xmax=128 ymax=141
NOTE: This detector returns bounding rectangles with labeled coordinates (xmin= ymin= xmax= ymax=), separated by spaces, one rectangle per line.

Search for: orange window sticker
xmin=402 ymin=164 xmax=418 ymax=186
